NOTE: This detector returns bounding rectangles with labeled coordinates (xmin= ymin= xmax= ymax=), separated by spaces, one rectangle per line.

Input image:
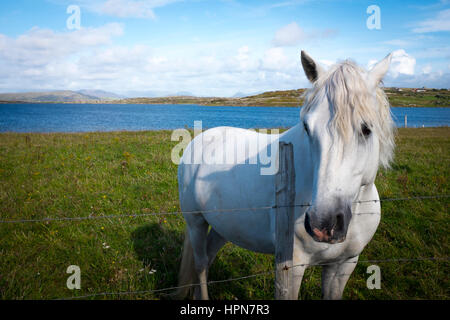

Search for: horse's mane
xmin=300 ymin=60 xmax=395 ymax=168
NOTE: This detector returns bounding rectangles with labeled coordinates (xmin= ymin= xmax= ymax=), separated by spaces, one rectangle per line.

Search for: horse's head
xmin=300 ymin=51 xmax=395 ymax=244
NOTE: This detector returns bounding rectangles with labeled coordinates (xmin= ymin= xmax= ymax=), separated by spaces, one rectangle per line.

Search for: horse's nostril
xmin=304 ymin=212 xmax=312 ymax=233
xmin=335 ymin=213 xmax=344 ymax=232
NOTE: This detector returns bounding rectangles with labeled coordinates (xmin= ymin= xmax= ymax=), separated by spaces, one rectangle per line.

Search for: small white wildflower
xmin=102 ymin=242 xmax=110 ymax=249
xmin=149 ymin=269 xmax=156 ymax=274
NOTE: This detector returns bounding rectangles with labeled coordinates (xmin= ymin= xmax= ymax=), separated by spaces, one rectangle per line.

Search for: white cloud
xmin=383 ymin=71 xmax=450 ymax=89
xmin=100 ymin=0 xmax=156 ymax=18
xmin=271 ymin=22 xmax=337 ymax=47
xmin=384 ymin=39 xmax=411 ymax=47
xmin=99 ymin=0 xmax=180 ymax=19
xmin=235 ymin=46 xmax=250 ymax=69
xmin=272 ymin=22 xmax=306 ymax=47
xmin=217 ymin=46 xmax=260 ymax=73
xmin=56 ymin=0 xmax=181 ymax=19
xmin=0 ymin=24 xmax=123 ymax=63
xmin=0 ymin=24 xmax=124 ymax=90
xmin=320 ymin=59 xmax=336 ymax=68
xmin=6 ymin=22 xmax=447 ymax=97
xmin=0 ymin=29 xmax=308 ymax=96
xmin=413 ymin=9 xmax=450 ymax=33
xmin=389 ymin=49 xmax=416 ymax=78
xmin=367 ymin=50 xmax=418 ymax=82
xmin=413 ymin=46 xmax=450 ymax=59
xmin=367 ymin=50 xmax=450 ymax=89
xmin=422 ymin=64 xmax=432 ymax=74
xmin=261 ymin=47 xmax=291 ymax=71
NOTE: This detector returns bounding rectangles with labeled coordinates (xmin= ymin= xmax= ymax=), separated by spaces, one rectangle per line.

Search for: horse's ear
xmin=301 ymin=50 xmax=324 ymax=83
xmin=368 ymin=53 xmax=392 ymax=89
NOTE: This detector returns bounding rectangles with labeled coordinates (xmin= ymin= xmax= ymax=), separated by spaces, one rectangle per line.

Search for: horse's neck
xmin=280 ymin=124 xmax=313 ymax=204
xmin=280 ymin=123 xmax=304 ymax=154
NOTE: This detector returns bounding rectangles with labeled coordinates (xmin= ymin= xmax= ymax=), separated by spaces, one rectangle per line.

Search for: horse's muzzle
xmin=304 ymin=209 xmax=351 ymax=244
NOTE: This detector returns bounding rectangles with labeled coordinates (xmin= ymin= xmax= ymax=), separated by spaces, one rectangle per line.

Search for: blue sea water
xmin=0 ymin=103 xmax=448 ymax=133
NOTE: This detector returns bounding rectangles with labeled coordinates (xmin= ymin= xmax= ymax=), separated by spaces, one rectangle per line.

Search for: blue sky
xmin=0 ymin=0 xmax=449 ymax=96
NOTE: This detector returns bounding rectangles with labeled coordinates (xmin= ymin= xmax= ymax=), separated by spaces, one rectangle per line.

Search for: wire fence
xmin=2 ymin=194 xmax=449 ymax=300
xmin=59 ymin=256 xmax=450 ymax=300
xmin=0 ymin=194 xmax=448 ymax=224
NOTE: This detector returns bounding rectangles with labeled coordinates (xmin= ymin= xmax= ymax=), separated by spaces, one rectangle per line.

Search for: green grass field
xmin=0 ymin=128 xmax=448 ymax=300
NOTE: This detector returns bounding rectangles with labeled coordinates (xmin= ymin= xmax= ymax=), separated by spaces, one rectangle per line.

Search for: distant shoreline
xmin=1 ymin=101 xmax=448 ymax=108
xmin=1 ymin=87 xmax=449 ymax=108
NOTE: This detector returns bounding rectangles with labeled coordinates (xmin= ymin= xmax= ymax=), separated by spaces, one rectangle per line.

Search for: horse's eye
xmin=304 ymin=122 xmax=310 ymax=135
xmin=361 ymin=123 xmax=371 ymax=137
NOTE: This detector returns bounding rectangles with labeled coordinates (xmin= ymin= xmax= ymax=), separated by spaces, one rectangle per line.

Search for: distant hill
xmin=77 ymin=90 xmax=124 ymax=100
xmin=123 ymin=90 xmax=194 ymax=98
xmin=0 ymin=90 xmax=123 ymax=103
xmin=232 ymin=91 xmax=264 ymax=98
xmin=115 ymin=89 xmax=306 ymax=107
xmin=115 ymin=88 xmax=450 ymax=107
xmin=0 ymin=87 xmax=448 ymax=107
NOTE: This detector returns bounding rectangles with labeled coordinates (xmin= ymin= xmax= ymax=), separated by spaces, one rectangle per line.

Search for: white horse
xmin=174 ymin=51 xmax=395 ymax=300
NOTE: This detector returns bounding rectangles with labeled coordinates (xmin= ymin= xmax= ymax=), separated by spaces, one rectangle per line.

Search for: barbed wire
xmin=2 ymin=195 xmax=447 ymax=300
xmin=57 ymin=256 xmax=450 ymax=300
xmin=0 ymin=206 xmax=274 ymax=224
xmin=0 ymin=194 xmax=448 ymax=224
xmin=354 ymin=195 xmax=450 ymax=204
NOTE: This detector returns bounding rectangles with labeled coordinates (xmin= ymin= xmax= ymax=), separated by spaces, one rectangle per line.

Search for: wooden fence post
xmin=275 ymin=142 xmax=296 ymax=300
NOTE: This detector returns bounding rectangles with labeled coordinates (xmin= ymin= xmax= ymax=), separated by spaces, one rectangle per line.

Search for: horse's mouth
xmin=304 ymin=213 xmax=347 ymax=244
xmin=311 ymin=228 xmax=346 ymax=244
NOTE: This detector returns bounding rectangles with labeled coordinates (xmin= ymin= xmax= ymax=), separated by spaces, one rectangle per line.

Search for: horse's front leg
xmin=290 ymin=249 xmax=307 ymax=300
xmin=321 ymin=255 xmax=359 ymax=300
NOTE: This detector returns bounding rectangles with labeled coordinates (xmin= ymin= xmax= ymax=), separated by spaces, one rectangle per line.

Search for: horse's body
xmin=175 ymin=51 xmax=395 ymax=300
